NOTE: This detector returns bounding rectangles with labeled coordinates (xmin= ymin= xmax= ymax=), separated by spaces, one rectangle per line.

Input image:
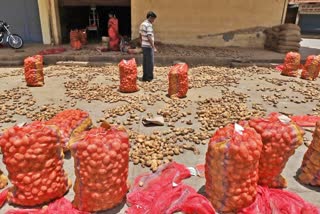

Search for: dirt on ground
xmin=0 ymin=64 xmax=319 ymax=213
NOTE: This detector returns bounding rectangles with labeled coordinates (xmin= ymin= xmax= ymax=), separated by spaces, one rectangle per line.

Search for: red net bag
xmin=290 ymin=115 xmax=320 ymax=127
xmin=238 ymin=186 xmax=320 ymax=214
xmin=118 ymin=58 xmax=139 ymax=93
xmin=24 ymin=55 xmax=44 ymax=87
xmin=0 ymin=122 xmax=70 ymax=206
xmin=6 ymin=197 xmax=89 ymax=214
xmin=71 ymin=124 xmax=129 ymax=212
xmin=168 ymin=63 xmax=189 ymax=98
xmin=70 ymin=30 xmax=82 ymax=50
xmin=248 ymin=113 xmax=305 ymax=188
xmin=79 ymin=29 xmax=88 ymax=45
xmin=301 ymin=55 xmax=320 ymax=81
xmin=46 ymin=109 xmax=92 ymax=151
xmin=281 ymin=52 xmax=301 ymax=77
xmin=298 ymin=120 xmax=320 ymax=186
xmin=126 ymin=162 xmax=215 ymax=214
xmin=205 ymin=123 xmax=263 ymax=213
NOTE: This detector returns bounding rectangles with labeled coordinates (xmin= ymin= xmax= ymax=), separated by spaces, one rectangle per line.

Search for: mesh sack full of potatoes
xmin=205 ymin=123 xmax=263 ymax=213
xmin=301 ymin=55 xmax=320 ymax=81
xmin=46 ymin=109 xmax=92 ymax=151
xmin=298 ymin=121 xmax=320 ymax=186
xmin=0 ymin=121 xmax=70 ymax=206
xmin=168 ymin=63 xmax=189 ymax=98
xmin=248 ymin=113 xmax=304 ymax=188
xmin=71 ymin=123 xmax=129 ymax=212
xmin=24 ymin=55 xmax=44 ymax=87
xmin=281 ymin=52 xmax=302 ymax=77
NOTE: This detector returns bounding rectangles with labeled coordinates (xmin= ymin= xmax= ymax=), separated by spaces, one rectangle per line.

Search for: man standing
xmin=139 ymin=11 xmax=157 ymax=82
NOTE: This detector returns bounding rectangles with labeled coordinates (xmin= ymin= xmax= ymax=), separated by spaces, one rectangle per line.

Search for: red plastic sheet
xmin=126 ymin=162 xmax=215 ymax=214
xmin=0 ymin=189 xmax=8 ymax=208
xmin=290 ymin=115 xmax=320 ymax=127
xmin=38 ymin=48 xmax=66 ymax=55
xmin=238 ymin=186 xmax=320 ymax=214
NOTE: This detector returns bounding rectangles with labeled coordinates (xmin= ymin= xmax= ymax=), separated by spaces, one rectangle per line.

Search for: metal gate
xmin=0 ymin=0 xmax=42 ymax=43
xmin=299 ymin=14 xmax=320 ymax=34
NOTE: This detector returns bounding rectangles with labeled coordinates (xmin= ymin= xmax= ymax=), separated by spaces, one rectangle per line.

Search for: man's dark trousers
xmin=142 ymin=47 xmax=154 ymax=81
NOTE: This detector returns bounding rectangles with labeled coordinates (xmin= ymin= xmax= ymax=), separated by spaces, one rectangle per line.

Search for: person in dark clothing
xmin=139 ymin=11 xmax=157 ymax=82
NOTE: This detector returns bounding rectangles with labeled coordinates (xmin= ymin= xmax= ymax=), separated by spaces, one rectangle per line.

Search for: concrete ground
xmin=0 ymin=38 xmax=319 ymax=67
xmin=0 ymin=64 xmax=320 ymax=213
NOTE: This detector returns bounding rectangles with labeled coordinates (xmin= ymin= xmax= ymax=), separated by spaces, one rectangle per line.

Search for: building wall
xmin=131 ymin=0 xmax=287 ymax=47
xmin=0 ymin=0 xmax=42 ymax=43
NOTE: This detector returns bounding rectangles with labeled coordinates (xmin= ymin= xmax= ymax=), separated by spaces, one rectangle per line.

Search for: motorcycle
xmin=0 ymin=21 xmax=23 ymax=49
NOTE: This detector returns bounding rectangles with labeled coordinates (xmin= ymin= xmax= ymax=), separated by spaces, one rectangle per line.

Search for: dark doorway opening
xmin=59 ymin=6 xmax=131 ymax=43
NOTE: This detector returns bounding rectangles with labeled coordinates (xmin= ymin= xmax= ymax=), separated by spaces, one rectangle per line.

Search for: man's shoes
xmin=141 ymin=78 xmax=153 ymax=82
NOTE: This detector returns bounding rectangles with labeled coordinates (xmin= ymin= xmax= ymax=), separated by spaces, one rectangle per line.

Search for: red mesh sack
xmin=298 ymin=121 xmax=320 ymax=186
xmin=248 ymin=113 xmax=305 ymax=188
xmin=24 ymin=55 xmax=44 ymax=87
xmin=205 ymin=123 xmax=263 ymax=213
xmin=46 ymin=109 xmax=92 ymax=151
xmin=6 ymin=197 xmax=89 ymax=214
xmin=281 ymin=52 xmax=301 ymax=77
xmin=71 ymin=124 xmax=129 ymax=212
xmin=238 ymin=186 xmax=320 ymax=214
xmin=70 ymin=30 xmax=82 ymax=50
xmin=301 ymin=55 xmax=320 ymax=80
xmin=79 ymin=29 xmax=88 ymax=45
xmin=118 ymin=58 xmax=139 ymax=93
xmin=126 ymin=162 xmax=215 ymax=214
xmin=168 ymin=63 xmax=189 ymax=98
xmin=0 ymin=122 xmax=70 ymax=206
xmin=290 ymin=115 xmax=320 ymax=127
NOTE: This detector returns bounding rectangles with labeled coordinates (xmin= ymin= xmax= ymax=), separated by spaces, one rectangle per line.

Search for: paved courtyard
xmin=0 ymin=64 xmax=319 ymax=213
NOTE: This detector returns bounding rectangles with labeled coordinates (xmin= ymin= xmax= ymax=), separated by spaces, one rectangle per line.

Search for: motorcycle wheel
xmin=8 ymin=34 xmax=23 ymax=49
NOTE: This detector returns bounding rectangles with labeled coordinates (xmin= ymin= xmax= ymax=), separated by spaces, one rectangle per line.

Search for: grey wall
xmin=0 ymin=0 xmax=43 ymax=43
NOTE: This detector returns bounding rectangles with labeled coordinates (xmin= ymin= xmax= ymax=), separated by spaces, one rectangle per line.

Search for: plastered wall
xmin=131 ymin=0 xmax=287 ymax=47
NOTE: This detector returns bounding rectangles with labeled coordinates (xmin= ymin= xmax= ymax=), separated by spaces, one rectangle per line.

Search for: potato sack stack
xmin=248 ymin=114 xmax=305 ymax=188
xmin=24 ymin=55 xmax=44 ymax=87
xmin=205 ymin=123 xmax=263 ymax=213
xmin=0 ymin=122 xmax=69 ymax=206
xmin=71 ymin=124 xmax=130 ymax=212
xmin=298 ymin=121 xmax=320 ymax=186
